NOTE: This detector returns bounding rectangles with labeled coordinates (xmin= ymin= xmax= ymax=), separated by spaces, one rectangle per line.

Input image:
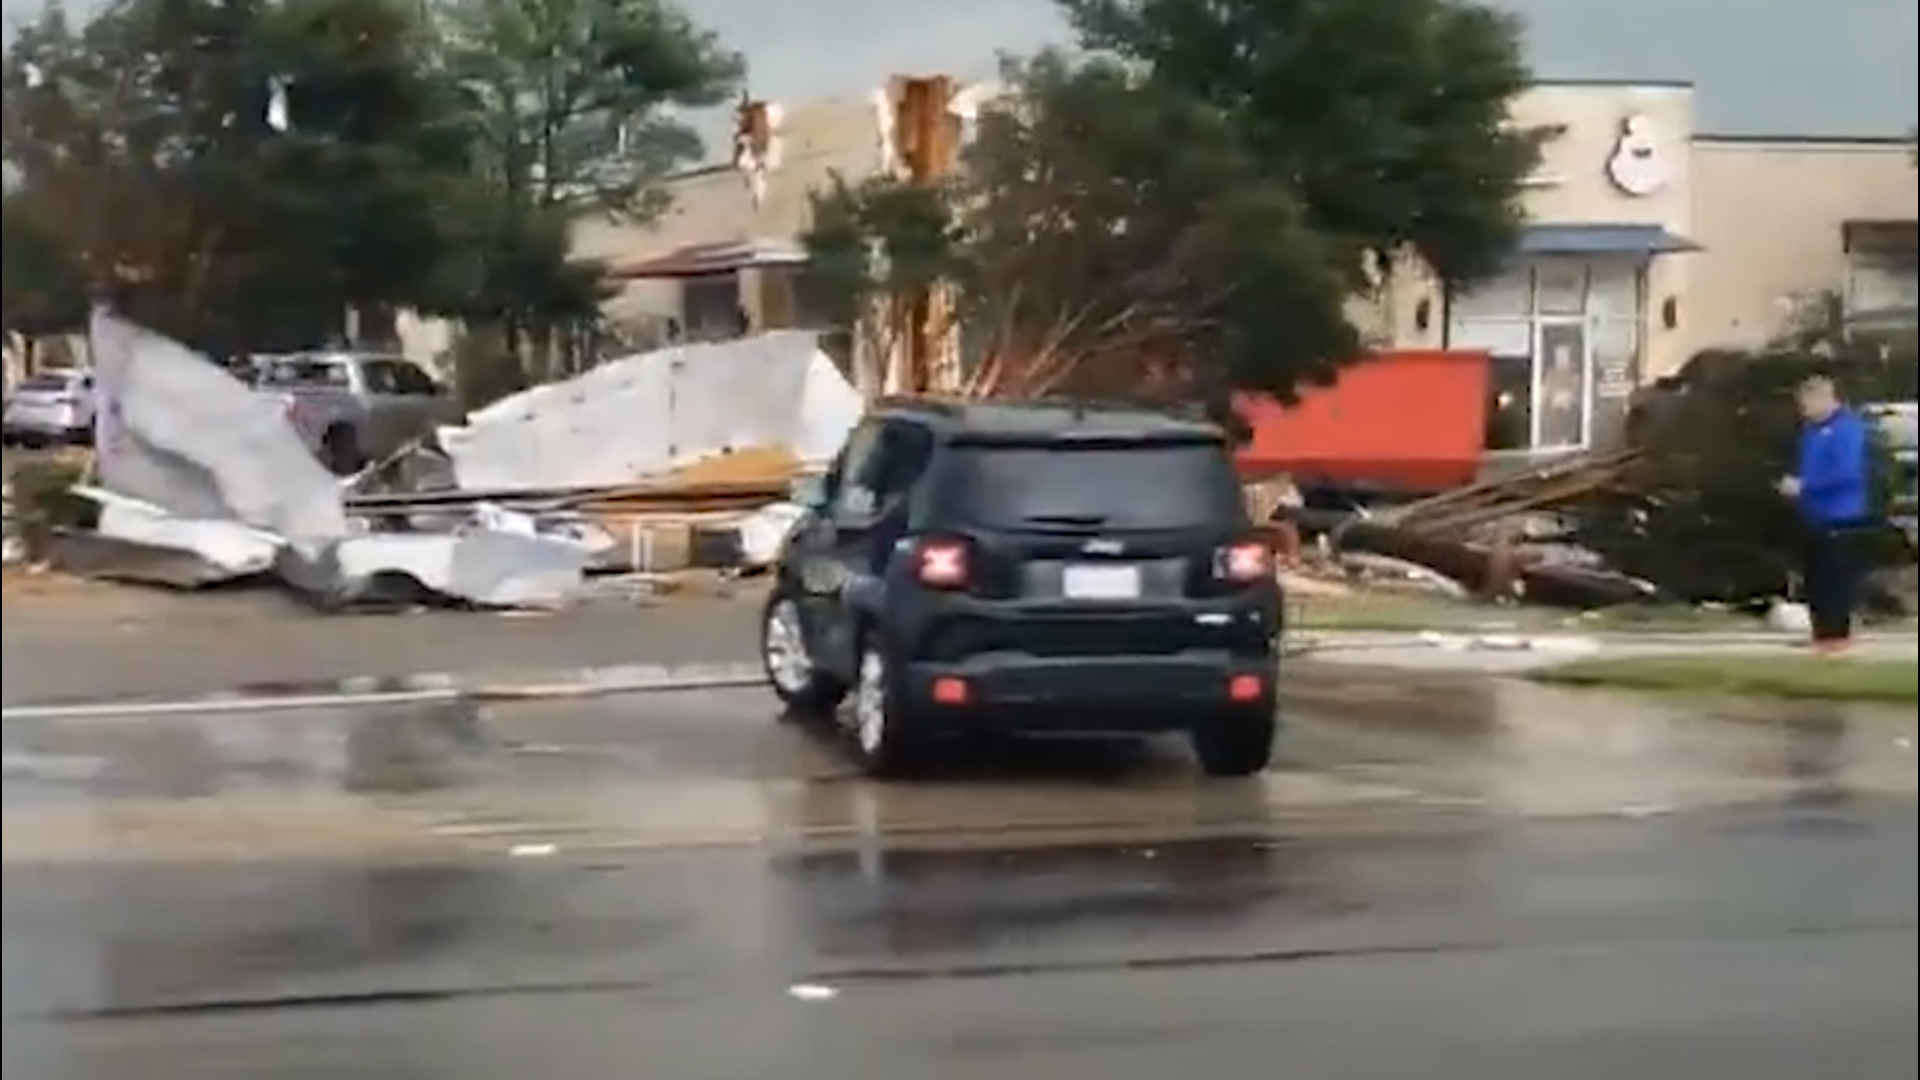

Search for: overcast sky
xmin=7 ymin=0 xmax=1916 ymax=145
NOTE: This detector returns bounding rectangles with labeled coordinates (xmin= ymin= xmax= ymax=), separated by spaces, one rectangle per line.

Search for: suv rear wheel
xmin=761 ymin=594 xmax=844 ymax=718
xmin=1190 ymin=712 xmax=1276 ymax=777
xmin=848 ymin=638 xmax=927 ymax=777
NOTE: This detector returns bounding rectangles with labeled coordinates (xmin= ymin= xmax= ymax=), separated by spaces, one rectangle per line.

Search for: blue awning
xmin=1518 ymin=223 xmax=1701 ymax=256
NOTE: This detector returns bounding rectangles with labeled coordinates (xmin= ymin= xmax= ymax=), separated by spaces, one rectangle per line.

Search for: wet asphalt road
xmin=4 ymin=800 xmax=1915 ymax=1079
xmin=6 ymin=680 xmax=1916 ymax=856
xmin=0 ymin=591 xmax=763 ymax=703
xmin=4 ymin=679 xmax=1918 ymax=1078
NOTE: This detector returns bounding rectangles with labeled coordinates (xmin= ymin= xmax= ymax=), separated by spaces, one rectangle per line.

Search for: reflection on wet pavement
xmin=3 ymin=698 xmax=489 ymax=802
xmin=2 ymin=674 xmax=1914 ymax=863
xmin=774 ymin=836 xmax=1338 ymax=963
xmin=4 ymin=799 xmax=1913 ymax=1018
xmin=1287 ymin=677 xmax=1916 ymax=816
xmin=4 ymin=667 xmax=1915 ymax=1080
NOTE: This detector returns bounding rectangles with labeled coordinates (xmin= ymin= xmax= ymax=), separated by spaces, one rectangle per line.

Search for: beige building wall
xmin=1510 ymin=83 xmax=1696 ymax=230
xmin=571 ymin=98 xmax=884 ymax=322
xmin=573 ymin=80 xmax=1912 ymax=450
xmin=1384 ymin=82 xmax=1698 ymax=378
xmin=1379 ymin=82 xmax=1701 ymax=451
xmin=1687 ymin=137 xmax=1919 ymax=351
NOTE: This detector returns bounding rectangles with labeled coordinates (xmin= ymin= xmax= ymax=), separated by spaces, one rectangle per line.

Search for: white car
xmin=2 ymin=369 xmax=96 ymax=447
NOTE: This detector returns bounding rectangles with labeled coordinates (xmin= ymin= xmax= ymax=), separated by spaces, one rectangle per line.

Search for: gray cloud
xmin=7 ymin=0 xmax=1914 ymax=139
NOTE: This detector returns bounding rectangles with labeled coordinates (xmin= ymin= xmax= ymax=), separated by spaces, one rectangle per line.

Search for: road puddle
xmin=3 ymin=697 xmax=489 ymax=803
xmin=2 ymin=671 xmax=1913 ymax=862
xmin=1284 ymin=668 xmax=1917 ymax=814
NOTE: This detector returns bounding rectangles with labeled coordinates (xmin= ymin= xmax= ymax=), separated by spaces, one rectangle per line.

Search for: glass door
xmin=1533 ymin=319 xmax=1590 ymax=450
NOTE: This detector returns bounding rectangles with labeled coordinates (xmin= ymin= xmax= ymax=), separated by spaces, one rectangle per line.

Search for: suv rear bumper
xmin=897 ymin=651 xmax=1277 ymax=733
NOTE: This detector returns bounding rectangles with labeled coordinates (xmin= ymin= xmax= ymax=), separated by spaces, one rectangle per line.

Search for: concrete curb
xmin=1288 ymin=629 xmax=1920 ymax=649
xmin=0 ymin=662 xmax=769 ymax=722
xmin=467 ymin=662 xmax=768 ymax=702
xmin=1285 ymin=630 xmax=1918 ymax=674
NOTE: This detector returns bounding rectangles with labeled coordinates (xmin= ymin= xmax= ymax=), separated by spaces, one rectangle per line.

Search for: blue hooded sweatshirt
xmin=1796 ymin=406 xmax=1871 ymax=525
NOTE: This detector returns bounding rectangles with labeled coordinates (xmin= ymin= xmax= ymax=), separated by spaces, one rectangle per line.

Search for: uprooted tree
xmin=803 ymin=0 xmax=1545 ymax=414
xmin=1576 ymin=336 xmax=1918 ymax=606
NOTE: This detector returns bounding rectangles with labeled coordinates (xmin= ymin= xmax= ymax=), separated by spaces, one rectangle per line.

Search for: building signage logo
xmin=1606 ymin=114 xmax=1671 ymax=197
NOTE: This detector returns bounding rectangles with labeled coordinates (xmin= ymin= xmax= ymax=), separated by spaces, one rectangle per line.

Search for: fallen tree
xmin=1574 ymin=341 xmax=1916 ymax=606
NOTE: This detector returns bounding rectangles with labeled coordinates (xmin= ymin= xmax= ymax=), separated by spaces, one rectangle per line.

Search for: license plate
xmin=1062 ymin=563 xmax=1141 ymax=600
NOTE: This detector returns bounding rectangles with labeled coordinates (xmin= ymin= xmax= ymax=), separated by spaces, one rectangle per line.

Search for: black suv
xmin=760 ymin=398 xmax=1282 ymax=777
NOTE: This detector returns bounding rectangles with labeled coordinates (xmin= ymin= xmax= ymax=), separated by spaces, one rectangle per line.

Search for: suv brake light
xmin=914 ymin=537 xmax=970 ymax=589
xmin=1218 ymin=538 xmax=1272 ymax=584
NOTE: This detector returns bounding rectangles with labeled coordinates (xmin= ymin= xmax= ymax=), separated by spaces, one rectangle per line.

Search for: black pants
xmin=1801 ymin=523 xmax=1866 ymax=642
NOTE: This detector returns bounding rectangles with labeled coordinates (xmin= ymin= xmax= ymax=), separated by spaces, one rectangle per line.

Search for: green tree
xmin=801 ymin=171 xmax=965 ymax=390
xmin=421 ymin=184 xmax=612 ymax=383
xmin=434 ymin=0 xmax=742 ymax=363
xmin=1064 ymin=0 xmax=1544 ymax=288
xmin=438 ymin=0 xmax=742 ymax=217
xmin=804 ymin=1 xmax=1541 ymax=411
xmin=2 ymin=0 xmax=480 ymax=353
xmin=1 ymin=188 xmax=89 ymax=336
xmin=956 ymin=53 xmax=1358 ymax=404
xmin=804 ymin=55 xmax=1359 ymax=406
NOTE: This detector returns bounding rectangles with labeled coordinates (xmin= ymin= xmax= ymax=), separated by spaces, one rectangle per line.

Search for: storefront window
xmin=1845 ymin=253 xmax=1919 ymax=316
xmin=1591 ymin=318 xmax=1639 ymax=399
xmin=1586 ymin=262 xmax=1641 ymax=320
xmin=1484 ymin=353 xmax=1533 ymax=451
xmin=1534 ymin=260 xmax=1587 ymax=315
xmin=1535 ymin=322 xmax=1589 ymax=449
xmin=1451 ymin=321 xmax=1533 ymax=451
xmin=1448 ymin=257 xmax=1653 ymax=454
xmin=1450 ymin=268 xmax=1531 ymax=319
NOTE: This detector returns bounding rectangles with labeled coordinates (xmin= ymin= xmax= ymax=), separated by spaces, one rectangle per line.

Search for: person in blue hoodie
xmin=1777 ymin=373 xmax=1874 ymax=651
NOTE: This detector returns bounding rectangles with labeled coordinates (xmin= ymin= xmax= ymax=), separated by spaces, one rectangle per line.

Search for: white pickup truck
xmin=254 ymin=352 xmax=460 ymax=475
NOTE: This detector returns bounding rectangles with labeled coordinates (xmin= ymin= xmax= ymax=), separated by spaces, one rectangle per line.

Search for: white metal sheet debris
xmin=435 ymin=331 xmax=863 ymax=492
xmin=80 ymin=309 xmax=596 ymax=608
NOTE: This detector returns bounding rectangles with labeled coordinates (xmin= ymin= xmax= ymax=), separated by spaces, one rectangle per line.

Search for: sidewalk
xmin=1288 ymin=628 xmax=1919 ymax=674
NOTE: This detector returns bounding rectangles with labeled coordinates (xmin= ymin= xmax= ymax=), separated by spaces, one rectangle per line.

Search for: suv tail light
xmin=1218 ymin=538 xmax=1273 ymax=584
xmin=914 ymin=536 xmax=970 ymax=589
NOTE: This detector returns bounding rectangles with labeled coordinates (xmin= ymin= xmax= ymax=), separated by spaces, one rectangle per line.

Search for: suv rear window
xmin=936 ymin=442 xmax=1244 ymax=530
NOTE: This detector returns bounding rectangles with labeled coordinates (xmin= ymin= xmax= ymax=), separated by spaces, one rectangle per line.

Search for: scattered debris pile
xmin=1335 ymin=449 xmax=1654 ymax=608
xmin=36 ymin=311 xmax=860 ymax=609
xmin=1570 ymin=347 xmax=1916 ymax=608
xmin=1278 ymin=344 xmax=1917 ymax=616
xmin=1271 ymin=449 xmax=1655 ymax=610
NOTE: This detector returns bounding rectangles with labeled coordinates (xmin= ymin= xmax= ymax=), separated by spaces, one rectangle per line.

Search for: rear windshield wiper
xmin=1019 ymin=513 xmax=1110 ymax=527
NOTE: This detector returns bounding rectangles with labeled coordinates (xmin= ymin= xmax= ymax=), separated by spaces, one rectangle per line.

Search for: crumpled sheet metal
xmin=435 ymin=331 xmax=864 ymax=491
xmin=78 ymin=309 xmax=594 ymax=609
xmin=292 ymin=530 xmax=594 ymax=610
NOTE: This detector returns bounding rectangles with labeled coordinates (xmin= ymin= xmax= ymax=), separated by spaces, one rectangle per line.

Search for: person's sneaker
xmin=1809 ymin=638 xmax=1854 ymax=656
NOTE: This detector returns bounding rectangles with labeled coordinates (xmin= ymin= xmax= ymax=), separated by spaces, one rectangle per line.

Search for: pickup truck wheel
xmin=1191 ymin=711 xmax=1276 ymax=778
xmin=761 ymin=593 xmax=845 ymax=719
xmin=320 ymin=425 xmax=366 ymax=476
